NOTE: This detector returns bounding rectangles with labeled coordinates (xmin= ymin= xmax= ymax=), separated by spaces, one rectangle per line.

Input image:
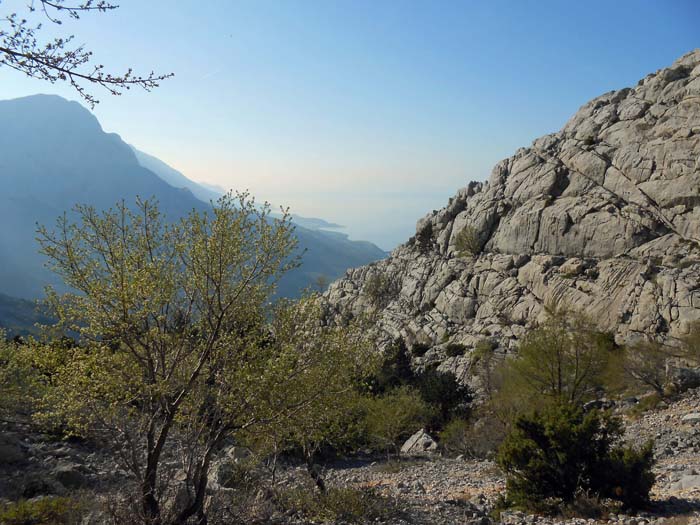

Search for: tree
xmin=506 ymin=314 xmax=616 ymax=407
xmin=363 ymin=386 xmax=431 ymax=456
xmin=241 ymin=296 xmax=379 ymax=492
xmin=0 ymin=331 xmax=42 ymax=419
xmin=36 ymin=193 xmax=316 ymax=525
xmin=1 ymin=0 xmax=172 ymax=106
xmin=416 ymin=366 xmax=473 ymax=430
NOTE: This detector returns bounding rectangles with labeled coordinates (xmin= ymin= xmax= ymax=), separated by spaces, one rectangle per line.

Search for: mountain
xmin=324 ymin=50 xmax=700 ymax=379
xmin=0 ymin=294 xmax=51 ymax=338
xmin=129 ymin=146 xmax=223 ymax=203
xmin=129 ymin=145 xmax=347 ymax=233
xmin=0 ymin=94 xmax=385 ymax=309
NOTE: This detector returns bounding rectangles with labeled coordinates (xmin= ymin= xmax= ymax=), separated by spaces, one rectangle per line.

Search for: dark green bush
xmin=454 ymin=224 xmax=482 ymax=256
xmin=410 ymin=342 xmax=430 ymax=357
xmin=415 ymin=222 xmax=434 ymax=254
xmin=496 ymin=403 xmax=655 ymax=512
xmin=444 ymin=343 xmax=467 ymax=357
xmin=364 ymin=338 xmax=415 ymax=395
xmin=439 ymin=413 xmax=506 ymax=459
xmin=417 ymin=367 xmax=472 ymax=430
xmin=0 ymin=497 xmax=84 ymax=525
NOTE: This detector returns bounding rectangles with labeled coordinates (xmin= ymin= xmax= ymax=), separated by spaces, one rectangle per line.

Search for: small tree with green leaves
xmin=35 ymin=193 xmax=316 ymax=525
xmin=0 ymin=333 xmax=43 ymax=419
xmin=505 ymin=314 xmax=617 ymax=407
xmin=245 ymin=296 xmax=379 ymax=492
xmin=363 ymin=386 xmax=431 ymax=456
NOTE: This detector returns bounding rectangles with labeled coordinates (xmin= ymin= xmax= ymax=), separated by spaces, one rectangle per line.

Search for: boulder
xmin=0 ymin=434 xmax=25 ymax=465
xmin=53 ymin=462 xmax=87 ymax=489
xmin=671 ymin=474 xmax=700 ymax=491
xmin=401 ymin=429 xmax=438 ymax=456
xmin=681 ymin=413 xmax=700 ymax=424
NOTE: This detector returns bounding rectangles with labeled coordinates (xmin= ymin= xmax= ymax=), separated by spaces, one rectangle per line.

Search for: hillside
xmin=324 ymin=50 xmax=700 ymax=378
xmin=0 ymin=94 xmax=385 ymax=308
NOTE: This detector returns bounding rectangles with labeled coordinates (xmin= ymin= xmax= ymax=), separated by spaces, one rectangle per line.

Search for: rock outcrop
xmin=324 ymin=50 xmax=700 ymax=378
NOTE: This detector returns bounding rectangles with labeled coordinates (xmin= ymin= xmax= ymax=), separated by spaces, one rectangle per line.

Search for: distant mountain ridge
xmin=130 ymin=145 xmax=348 ymax=233
xmin=0 ymin=95 xmax=385 ymax=322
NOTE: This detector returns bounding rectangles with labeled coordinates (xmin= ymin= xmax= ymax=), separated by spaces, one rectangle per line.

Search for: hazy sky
xmin=2 ymin=1 xmax=698 ymax=249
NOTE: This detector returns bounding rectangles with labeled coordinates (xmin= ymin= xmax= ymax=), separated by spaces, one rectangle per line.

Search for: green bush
xmin=274 ymin=486 xmax=401 ymax=523
xmin=410 ymin=342 xmax=430 ymax=357
xmin=444 ymin=343 xmax=467 ymax=357
xmin=454 ymin=225 xmax=482 ymax=256
xmin=416 ymin=367 xmax=472 ymax=430
xmin=0 ymin=334 xmax=44 ymax=418
xmin=363 ymin=386 xmax=432 ymax=454
xmin=496 ymin=403 xmax=655 ymax=512
xmin=364 ymin=338 xmax=415 ymax=395
xmin=415 ymin=222 xmax=434 ymax=254
xmin=0 ymin=497 xmax=84 ymax=525
xmin=363 ymin=273 xmax=398 ymax=308
xmin=439 ymin=413 xmax=505 ymax=459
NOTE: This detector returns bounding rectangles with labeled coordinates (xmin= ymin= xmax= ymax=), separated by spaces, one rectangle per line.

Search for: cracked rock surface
xmin=324 ymin=50 xmax=700 ymax=377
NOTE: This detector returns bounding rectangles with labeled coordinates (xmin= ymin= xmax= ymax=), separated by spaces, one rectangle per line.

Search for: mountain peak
xmin=1 ymin=94 xmax=102 ymax=132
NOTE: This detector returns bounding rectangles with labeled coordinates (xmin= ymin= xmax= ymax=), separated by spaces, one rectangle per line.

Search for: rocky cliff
xmin=324 ymin=50 xmax=700 ymax=377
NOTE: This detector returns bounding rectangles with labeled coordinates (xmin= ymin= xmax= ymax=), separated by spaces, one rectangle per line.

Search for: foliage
xmin=242 ymin=298 xmax=378 ymax=489
xmin=0 ymin=497 xmax=84 ymax=525
xmin=497 ymin=403 xmax=655 ymax=512
xmin=363 ymin=386 xmax=432 ymax=454
xmin=0 ymin=1 xmax=172 ymax=106
xmin=471 ymin=338 xmax=498 ymax=396
xmin=439 ymin=413 xmax=506 ymax=459
xmin=497 ymin=314 xmax=617 ymax=409
xmin=444 ymin=342 xmax=467 ymax=357
xmin=364 ymin=338 xmax=416 ymax=395
xmin=410 ymin=342 xmax=430 ymax=357
xmin=454 ymin=224 xmax=482 ymax=257
xmin=362 ymin=272 xmax=398 ymax=309
xmin=415 ymin=222 xmax=434 ymax=254
xmin=274 ymin=485 xmax=402 ymax=524
xmin=33 ymin=193 xmax=326 ymax=524
xmin=416 ymin=366 xmax=473 ymax=430
xmin=0 ymin=333 xmax=45 ymax=418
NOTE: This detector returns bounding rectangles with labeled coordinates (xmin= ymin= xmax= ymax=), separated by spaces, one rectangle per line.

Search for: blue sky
xmin=2 ymin=0 xmax=698 ymax=249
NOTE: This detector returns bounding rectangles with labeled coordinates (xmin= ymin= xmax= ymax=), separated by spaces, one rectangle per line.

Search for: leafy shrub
xmin=0 ymin=497 xmax=84 ymax=525
xmin=499 ymin=315 xmax=618 ymax=408
xmin=415 ymin=222 xmax=434 ymax=254
xmin=439 ymin=413 xmax=506 ymax=459
xmin=274 ymin=486 xmax=401 ymax=523
xmin=444 ymin=343 xmax=467 ymax=357
xmin=364 ymin=338 xmax=415 ymax=395
xmin=416 ymin=367 xmax=472 ymax=430
xmin=363 ymin=386 xmax=432 ymax=454
xmin=410 ymin=342 xmax=430 ymax=357
xmin=0 ymin=334 xmax=44 ymax=417
xmin=496 ymin=403 xmax=655 ymax=512
xmin=363 ymin=273 xmax=398 ymax=308
xmin=454 ymin=225 xmax=482 ymax=256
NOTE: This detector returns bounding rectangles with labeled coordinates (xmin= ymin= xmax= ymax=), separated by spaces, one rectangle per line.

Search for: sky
xmin=1 ymin=0 xmax=699 ymax=250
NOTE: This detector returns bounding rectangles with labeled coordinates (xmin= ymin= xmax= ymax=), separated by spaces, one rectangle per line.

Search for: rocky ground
xmin=5 ymin=391 xmax=700 ymax=523
xmin=266 ymin=390 xmax=700 ymax=524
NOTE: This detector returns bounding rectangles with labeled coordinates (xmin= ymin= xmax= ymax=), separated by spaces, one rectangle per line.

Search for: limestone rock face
xmin=324 ymin=50 xmax=700 ymax=377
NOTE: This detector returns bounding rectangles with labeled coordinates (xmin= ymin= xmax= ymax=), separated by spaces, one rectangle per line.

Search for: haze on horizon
xmin=2 ymin=0 xmax=698 ymax=250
